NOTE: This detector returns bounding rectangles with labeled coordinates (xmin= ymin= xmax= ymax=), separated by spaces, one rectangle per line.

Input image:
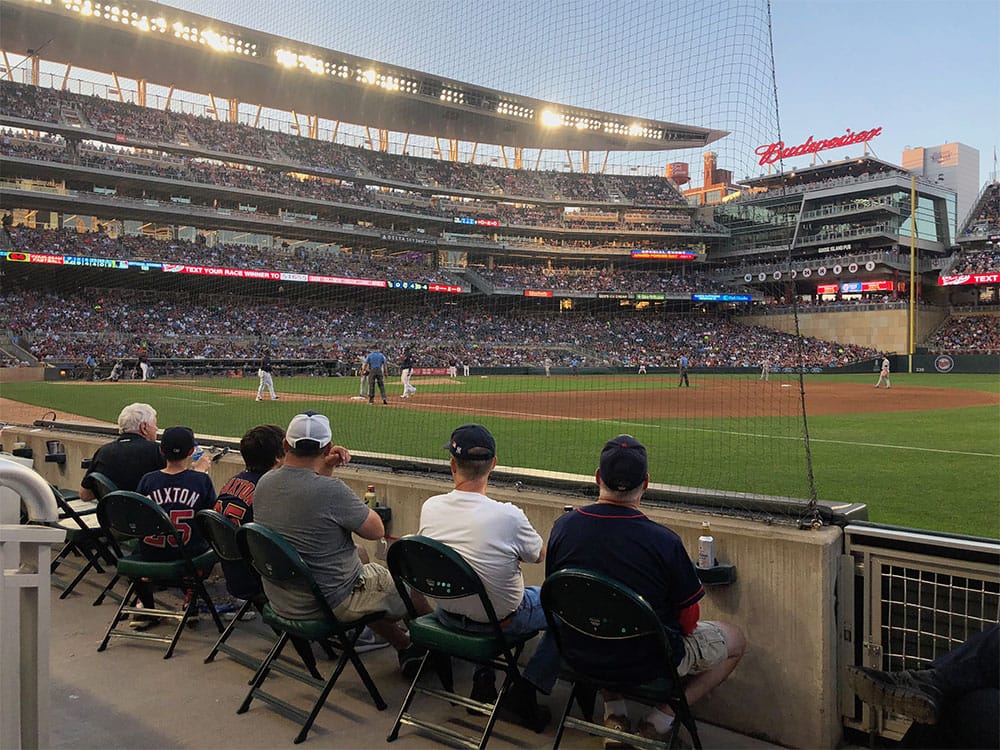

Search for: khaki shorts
xmin=677 ymin=621 xmax=729 ymax=677
xmin=332 ymin=562 xmax=408 ymax=622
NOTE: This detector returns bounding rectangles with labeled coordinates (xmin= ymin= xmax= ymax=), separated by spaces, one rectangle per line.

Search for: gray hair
xmin=117 ymin=403 xmax=156 ymax=434
xmin=597 ymin=479 xmax=645 ymax=505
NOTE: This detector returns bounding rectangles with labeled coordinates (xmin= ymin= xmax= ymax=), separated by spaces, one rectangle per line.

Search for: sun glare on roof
xmin=540 ymin=110 xmax=563 ymax=128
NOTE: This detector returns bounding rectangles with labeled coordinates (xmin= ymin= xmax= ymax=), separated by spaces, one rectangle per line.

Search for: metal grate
xmin=841 ymin=524 xmax=1000 ymax=740
xmin=879 ymin=563 xmax=1000 ymax=671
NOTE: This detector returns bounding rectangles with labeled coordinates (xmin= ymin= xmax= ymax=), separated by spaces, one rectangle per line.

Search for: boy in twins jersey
xmin=136 ymin=426 xmax=216 ymax=563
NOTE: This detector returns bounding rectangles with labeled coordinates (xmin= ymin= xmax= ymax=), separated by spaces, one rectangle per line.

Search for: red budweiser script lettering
xmin=755 ymin=127 xmax=883 ymax=166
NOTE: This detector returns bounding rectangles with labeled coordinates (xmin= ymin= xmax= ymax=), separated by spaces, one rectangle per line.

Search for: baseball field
xmin=2 ymin=371 xmax=997 ymax=537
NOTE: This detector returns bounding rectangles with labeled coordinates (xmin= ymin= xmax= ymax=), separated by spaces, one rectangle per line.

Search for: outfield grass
xmin=3 ymin=373 xmax=997 ymax=537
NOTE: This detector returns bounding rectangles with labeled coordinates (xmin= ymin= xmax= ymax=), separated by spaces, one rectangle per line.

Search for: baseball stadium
xmin=1 ymin=1 xmax=997 ymax=748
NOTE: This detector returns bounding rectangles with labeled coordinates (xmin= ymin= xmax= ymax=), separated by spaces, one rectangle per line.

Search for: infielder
xmin=256 ymin=351 xmax=278 ymax=401
xmin=400 ymin=350 xmax=417 ymax=399
xmin=875 ymin=356 xmax=891 ymax=389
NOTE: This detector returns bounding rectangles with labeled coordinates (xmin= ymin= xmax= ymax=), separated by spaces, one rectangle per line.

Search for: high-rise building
xmin=901 ymin=142 xmax=979 ymax=237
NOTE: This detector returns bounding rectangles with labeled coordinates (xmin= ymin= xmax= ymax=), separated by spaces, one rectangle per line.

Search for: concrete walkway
xmin=46 ymin=571 xmax=780 ymax=750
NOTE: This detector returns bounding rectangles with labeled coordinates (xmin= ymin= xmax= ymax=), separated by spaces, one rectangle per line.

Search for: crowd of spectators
xmin=471 ymin=264 xmax=729 ymax=294
xmin=1 ymin=80 xmax=694 ymax=217
xmin=0 ymin=82 xmax=62 ymax=124
xmin=5 ymin=226 xmax=751 ymax=296
xmin=5 ymin=225 xmax=461 ymax=285
xmin=2 ymin=284 xmax=880 ymax=370
xmin=949 ymin=248 xmax=1000 ymax=275
xmin=927 ymin=315 xmax=1000 ymax=354
xmin=961 ymin=182 xmax=1000 ymax=237
xmin=4 ymin=128 xmax=699 ymax=233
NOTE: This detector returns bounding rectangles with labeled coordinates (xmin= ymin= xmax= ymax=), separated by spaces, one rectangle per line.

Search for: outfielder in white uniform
xmin=256 ymin=352 xmax=278 ymax=400
xmin=875 ymin=356 xmax=891 ymax=389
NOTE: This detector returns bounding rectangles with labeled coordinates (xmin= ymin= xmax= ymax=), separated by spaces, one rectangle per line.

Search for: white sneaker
xmin=353 ymin=626 xmax=390 ymax=653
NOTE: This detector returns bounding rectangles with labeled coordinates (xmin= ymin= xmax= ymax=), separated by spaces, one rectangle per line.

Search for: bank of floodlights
xmin=439 ymin=87 xmax=464 ymax=104
xmin=273 ymin=50 xmax=420 ymax=94
xmin=541 ymin=108 xmax=661 ymax=139
xmin=51 ymin=1 xmax=258 ymax=55
xmin=496 ymin=101 xmax=534 ymax=120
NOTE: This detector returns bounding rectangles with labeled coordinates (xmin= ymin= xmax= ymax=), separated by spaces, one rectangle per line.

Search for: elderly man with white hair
xmin=79 ymin=402 xmax=166 ymax=501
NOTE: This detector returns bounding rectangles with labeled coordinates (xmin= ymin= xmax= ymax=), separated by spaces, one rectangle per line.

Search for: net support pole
xmin=909 ymin=175 xmax=917 ymax=373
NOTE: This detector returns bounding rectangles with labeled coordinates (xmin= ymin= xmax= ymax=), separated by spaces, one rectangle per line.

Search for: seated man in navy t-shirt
xmin=544 ymin=435 xmax=746 ymax=744
xmin=214 ymin=424 xmax=285 ymax=599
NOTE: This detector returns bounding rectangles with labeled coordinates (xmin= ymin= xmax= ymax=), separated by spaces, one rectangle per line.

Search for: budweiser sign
xmin=755 ymin=127 xmax=883 ymax=166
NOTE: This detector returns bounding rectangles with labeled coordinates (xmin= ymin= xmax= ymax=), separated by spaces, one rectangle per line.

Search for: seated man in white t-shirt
xmin=418 ymin=423 xmax=552 ymax=732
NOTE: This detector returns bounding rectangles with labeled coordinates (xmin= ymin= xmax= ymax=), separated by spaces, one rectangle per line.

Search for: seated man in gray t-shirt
xmin=253 ymin=411 xmax=430 ymax=676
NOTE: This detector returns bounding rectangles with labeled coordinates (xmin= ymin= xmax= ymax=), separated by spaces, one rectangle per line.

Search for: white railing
xmin=0 ymin=456 xmax=65 ymax=750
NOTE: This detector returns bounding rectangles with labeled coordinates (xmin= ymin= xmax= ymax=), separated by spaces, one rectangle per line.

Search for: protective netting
xmin=0 ymin=0 xmax=846 ymax=522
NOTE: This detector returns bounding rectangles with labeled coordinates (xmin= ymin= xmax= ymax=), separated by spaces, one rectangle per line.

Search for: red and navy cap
xmin=599 ymin=434 xmax=648 ymax=491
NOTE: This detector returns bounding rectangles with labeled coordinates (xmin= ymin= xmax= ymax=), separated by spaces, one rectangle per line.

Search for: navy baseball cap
xmin=599 ymin=434 xmax=648 ymax=491
xmin=445 ymin=424 xmax=496 ymax=461
xmin=161 ymin=426 xmax=196 ymax=460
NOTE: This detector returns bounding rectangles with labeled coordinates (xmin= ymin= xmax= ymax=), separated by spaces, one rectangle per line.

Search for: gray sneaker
xmin=847 ymin=665 xmax=942 ymax=724
xmin=353 ymin=626 xmax=390 ymax=654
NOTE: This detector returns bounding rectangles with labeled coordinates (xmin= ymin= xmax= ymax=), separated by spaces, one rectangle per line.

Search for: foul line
xmin=410 ymin=404 xmax=996 ymax=459
xmin=612 ymin=420 xmax=999 ymax=458
xmin=163 ymin=396 xmax=225 ymax=406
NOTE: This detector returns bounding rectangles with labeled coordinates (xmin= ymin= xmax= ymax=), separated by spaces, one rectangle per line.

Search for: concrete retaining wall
xmin=0 ymin=366 xmax=44 ymax=383
xmin=3 ymin=425 xmax=845 ymax=749
xmin=739 ymin=307 xmax=949 ymax=354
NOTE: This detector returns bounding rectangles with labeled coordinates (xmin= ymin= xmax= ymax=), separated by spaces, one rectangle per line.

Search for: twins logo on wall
xmin=934 ymin=355 xmax=955 ymax=373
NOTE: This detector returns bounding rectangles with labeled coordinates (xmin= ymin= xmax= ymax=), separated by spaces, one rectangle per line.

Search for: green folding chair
xmin=195 ymin=509 xmax=336 ymax=679
xmin=49 ymin=483 xmax=116 ymax=598
xmin=96 ymin=490 xmax=224 ymax=659
xmin=235 ymin=522 xmax=388 ymax=744
xmin=540 ymin=568 xmax=701 ymax=750
xmin=86 ymin=472 xmax=129 ymax=606
xmin=386 ymin=535 xmax=541 ymax=750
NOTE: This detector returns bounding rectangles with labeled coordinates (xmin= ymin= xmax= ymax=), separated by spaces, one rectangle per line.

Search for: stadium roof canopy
xmin=740 ymin=157 xmax=909 ymax=189
xmin=1 ymin=0 xmax=727 ymax=153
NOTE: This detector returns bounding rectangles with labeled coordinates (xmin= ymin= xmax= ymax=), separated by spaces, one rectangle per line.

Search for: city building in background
xmin=902 ymin=142 xmax=980 ymax=235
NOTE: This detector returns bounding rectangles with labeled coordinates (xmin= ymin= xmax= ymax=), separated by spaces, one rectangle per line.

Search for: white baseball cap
xmin=286 ymin=411 xmax=332 ymax=449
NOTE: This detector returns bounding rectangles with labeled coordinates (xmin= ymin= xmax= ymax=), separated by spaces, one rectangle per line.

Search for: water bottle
xmin=363 ymin=484 xmax=376 ymax=508
xmin=191 ymin=443 xmax=204 ymax=463
xmin=697 ymin=521 xmax=715 ymax=570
